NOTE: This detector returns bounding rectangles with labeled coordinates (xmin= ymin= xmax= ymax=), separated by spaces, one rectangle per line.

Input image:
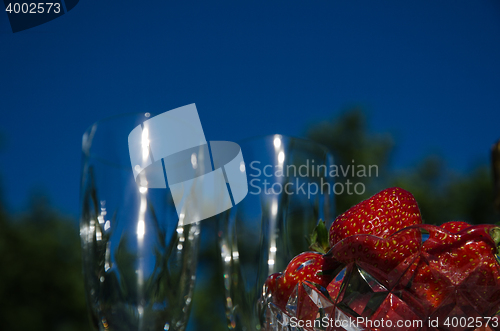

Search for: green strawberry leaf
xmin=306 ymin=219 xmax=330 ymax=254
xmin=490 ymin=227 xmax=500 ymax=256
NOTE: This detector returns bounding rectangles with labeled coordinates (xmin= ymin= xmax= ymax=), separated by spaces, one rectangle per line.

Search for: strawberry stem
xmin=306 ymin=219 xmax=330 ymax=254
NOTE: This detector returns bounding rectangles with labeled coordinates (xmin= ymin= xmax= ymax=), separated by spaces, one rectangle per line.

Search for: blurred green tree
xmin=306 ymin=108 xmax=498 ymax=225
xmin=0 ymin=195 xmax=90 ymax=331
xmin=306 ymin=107 xmax=393 ymax=215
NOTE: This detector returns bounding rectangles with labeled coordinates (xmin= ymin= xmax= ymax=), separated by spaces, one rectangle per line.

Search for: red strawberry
xmin=397 ymin=255 xmax=453 ymax=317
xmin=326 ymin=272 xmax=344 ymax=303
xmin=461 ymin=252 xmax=500 ymax=316
xmin=327 ymin=265 xmax=396 ymax=321
xmin=368 ymin=293 xmax=422 ymax=331
xmin=440 ymin=220 xmax=471 ymax=233
xmin=261 ymin=220 xmax=341 ymax=329
xmin=329 ymin=226 xmax=421 ymax=290
xmin=329 ymin=187 xmax=422 ymax=247
xmin=399 ymin=224 xmax=500 ymax=319
xmin=272 ymin=252 xmax=338 ymax=311
xmin=423 ymin=224 xmax=499 ymax=286
xmin=428 ymin=224 xmax=500 ymax=318
xmin=263 ymin=272 xmax=281 ymax=298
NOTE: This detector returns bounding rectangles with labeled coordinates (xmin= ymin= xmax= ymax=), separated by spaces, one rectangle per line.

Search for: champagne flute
xmin=79 ymin=113 xmax=200 ymax=331
xmin=218 ymin=135 xmax=335 ymax=331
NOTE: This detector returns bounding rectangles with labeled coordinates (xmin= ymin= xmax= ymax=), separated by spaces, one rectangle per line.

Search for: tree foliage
xmin=306 ymin=108 xmax=394 ymax=214
xmin=0 ymin=196 xmax=90 ymax=331
xmin=306 ymin=108 xmax=499 ymax=225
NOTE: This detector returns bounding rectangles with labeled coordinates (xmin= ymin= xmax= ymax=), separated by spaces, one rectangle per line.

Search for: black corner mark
xmin=3 ymin=0 xmax=79 ymax=33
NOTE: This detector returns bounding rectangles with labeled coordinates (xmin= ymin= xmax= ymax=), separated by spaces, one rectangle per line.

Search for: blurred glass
xmin=79 ymin=113 xmax=199 ymax=331
xmin=218 ymin=135 xmax=335 ymax=331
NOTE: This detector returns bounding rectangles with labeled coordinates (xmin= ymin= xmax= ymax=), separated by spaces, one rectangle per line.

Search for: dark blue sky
xmin=1 ymin=1 xmax=500 ymax=217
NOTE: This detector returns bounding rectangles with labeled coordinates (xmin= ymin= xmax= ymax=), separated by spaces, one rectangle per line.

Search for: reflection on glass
xmin=79 ymin=113 xmax=200 ymax=331
xmin=218 ymin=135 xmax=335 ymax=331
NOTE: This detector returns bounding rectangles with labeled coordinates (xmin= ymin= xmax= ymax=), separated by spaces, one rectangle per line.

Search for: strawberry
xmin=260 ymin=186 xmax=500 ymax=331
xmin=368 ymin=293 xmax=422 ymax=331
xmin=272 ymin=252 xmax=337 ymax=311
xmin=397 ymin=255 xmax=454 ymax=318
xmin=262 ymin=219 xmax=341 ymax=327
xmin=265 ymin=252 xmax=339 ymax=330
xmin=329 ymin=187 xmax=422 ymax=247
xmin=328 ymin=226 xmax=421 ymax=290
xmin=398 ymin=224 xmax=500 ymax=319
xmin=440 ymin=220 xmax=471 ymax=233
xmin=263 ymin=272 xmax=281 ymax=298
xmin=461 ymin=252 xmax=500 ymax=316
xmin=422 ymin=224 xmax=499 ymax=286
xmin=431 ymin=225 xmax=500 ymax=318
xmin=326 ymin=271 xmax=344 ymax=303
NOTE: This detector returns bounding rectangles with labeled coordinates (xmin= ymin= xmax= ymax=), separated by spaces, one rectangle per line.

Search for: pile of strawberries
xmin=261 ymin=187 xmax=500 ymax=331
